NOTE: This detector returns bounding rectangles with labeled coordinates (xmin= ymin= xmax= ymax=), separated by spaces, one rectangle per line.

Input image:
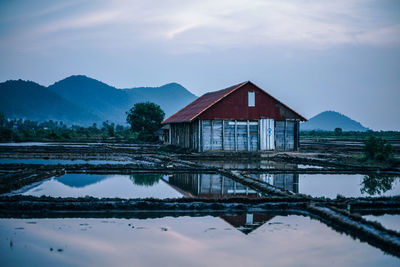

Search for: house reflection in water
xmin=162 ymin=173 xmax=261 ymax=198
xmin=162 ymin=173 xmax=277 ymax=234
xmin=162 ymin=172 xmax=299 ymax=199
xmin=220 ymin=213 xmax=275 ymax=234
xmin=249 ymin=173 xmax=299 ymax=193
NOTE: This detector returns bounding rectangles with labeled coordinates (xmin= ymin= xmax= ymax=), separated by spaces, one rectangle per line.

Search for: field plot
xmin=0 ymin=143 xmax=399 ymax=265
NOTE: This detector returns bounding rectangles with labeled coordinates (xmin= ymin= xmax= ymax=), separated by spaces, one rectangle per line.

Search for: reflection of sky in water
xmin=0 ymin=159 xmax=131 ymax=165
xmin=298 ymin=174 xmax=400 ymax=198
xmin=363 ymin=215 xmax=400 ymax=233
xmin=0 ymin=216 xmax=398 ymax=267
xmin=17 ymin=174 xmax=182 ymax=199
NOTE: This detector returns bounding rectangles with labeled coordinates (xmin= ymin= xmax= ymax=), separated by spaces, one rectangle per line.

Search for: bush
xmin=334 ymin=128 xmax=342 ymax=136
xmin=363 ymin=136 xmax=393 ymax=162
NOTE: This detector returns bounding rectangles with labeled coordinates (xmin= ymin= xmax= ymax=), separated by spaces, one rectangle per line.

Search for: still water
xmin=0 ymin=159 xmax=132 ymax=165
xmin=14 ymin=174 xmax=183 ymax=199
xmin=363 ymin=214 xmax=400 ymax=233
xmin=298 ymin=174 xmax=400 ymax=198
xmin=249 ymin=173 xmax=400 ymax=198
xmin=12 ymin=173 xmax=260 ymax=199
xmin=0 ymin=215 xmax=398 ymax=267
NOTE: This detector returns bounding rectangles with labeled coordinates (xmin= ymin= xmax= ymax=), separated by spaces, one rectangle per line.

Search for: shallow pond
xmin=363 ymin=214 xmax=400 ymax=233
xmin=0 ymin=142 xmax=96 ymax=147
xmin=298 ymin=174 xmax=400 ymax=198
xmin=13 ymin=174 xmax=183 ymax=199
xmin=163 ymin=173 xmax=261 ymax=198
xmin=0 ymin=215 xmax=398 ymax=267
xmin=249 ymin=173 xmax=400 ymax=198
xmin=0 ymin=158 xmax=132 ymax=165
xmin=12 ymin=173 xmax=259 ymax=199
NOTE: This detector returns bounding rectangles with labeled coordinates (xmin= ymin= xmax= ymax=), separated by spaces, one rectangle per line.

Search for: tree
xmin=334 ymin=127 xmax=342 ymax=136
xmin=0 ymin=112 xmax=6 ymax=128
xmin=364 ymin=136 xmax=393 ymax=162
xmin=126 ymin=102 xmax=165 ymax=141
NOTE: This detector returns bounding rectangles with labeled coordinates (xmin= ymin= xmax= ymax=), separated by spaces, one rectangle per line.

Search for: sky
xmin=0 ymin=0 xmax=399 ymax=130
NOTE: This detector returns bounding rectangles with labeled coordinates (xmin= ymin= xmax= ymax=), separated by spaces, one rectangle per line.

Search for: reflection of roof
xmin=162 ymin=81 xmax=306 ymax=123
xmin=220 ymin=213 xmax=274 ymax=234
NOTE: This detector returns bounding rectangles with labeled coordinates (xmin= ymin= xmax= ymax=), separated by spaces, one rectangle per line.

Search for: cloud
xmin=1 ymin=0 xmax=400 ymax=52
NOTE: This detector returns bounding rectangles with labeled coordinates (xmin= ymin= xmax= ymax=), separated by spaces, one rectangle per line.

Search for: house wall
xmin=198 ymin=119 xmax=299 ymax=152
xmin=169 ymin=122 xmax=197 ymax=149
xmin=198 ymin=83 xmax=300 ymax=121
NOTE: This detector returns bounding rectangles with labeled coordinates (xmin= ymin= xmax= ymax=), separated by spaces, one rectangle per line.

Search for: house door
xmin=259 ymin=118 xmax=275 ymax=150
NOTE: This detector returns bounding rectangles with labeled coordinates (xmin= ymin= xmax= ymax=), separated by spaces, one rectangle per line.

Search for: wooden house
xmin=162 ymin=81 xmax=306 ymax=151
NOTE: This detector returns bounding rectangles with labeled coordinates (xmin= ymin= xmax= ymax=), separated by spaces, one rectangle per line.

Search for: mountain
xmin=48 ymin=75 xmax=197 ymax=125
xmin=126 ymin=82 xmax=198 ymax=117
xmin=48 ymin=75 xmax=131 ymax=124
xmin=0 ymin=75 xmax=197 ymax=125
xmin=301 ymin=111 xmax=369 ymax=131
xmin=0 ymin=80 xmax=100 ymax=125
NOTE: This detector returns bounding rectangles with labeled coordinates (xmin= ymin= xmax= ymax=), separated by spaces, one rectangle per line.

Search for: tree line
xmin=0 ymin=102 xmax=165 ymax=143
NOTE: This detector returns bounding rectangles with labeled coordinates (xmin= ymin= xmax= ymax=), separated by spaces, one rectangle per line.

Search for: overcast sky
xmin=0 ymin=0 xmax=399 ymax=130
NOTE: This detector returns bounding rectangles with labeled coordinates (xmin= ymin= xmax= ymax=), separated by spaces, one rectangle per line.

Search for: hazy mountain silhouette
xmin=0 ymin=79 xmax=100 ymax=125
xmin=1 ymin=75 xmax=197 ymax=125
xmin=301 ymin=111 xmax=369 ymax=131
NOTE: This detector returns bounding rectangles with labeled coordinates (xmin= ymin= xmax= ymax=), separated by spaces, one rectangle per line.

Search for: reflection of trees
xmin=360 ymin=174 xmax=398 ymax=195
xmin=130 ymin=174 xmax=161 ymax=187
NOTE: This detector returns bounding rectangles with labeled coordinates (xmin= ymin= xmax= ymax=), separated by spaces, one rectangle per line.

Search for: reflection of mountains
xmin=55 ymin=174 xmax=163 ymax=188
xmin=56 ymin=174 xmax=110 ymax=188
xmin=163 ymin=173 xmax=299 ymax=198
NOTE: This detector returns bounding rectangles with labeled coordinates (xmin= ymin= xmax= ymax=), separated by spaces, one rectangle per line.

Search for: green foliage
xmin=126 ymin=102 xmax=165 ymax=141
xmin=0 ymin=112 xmax=137 ymax=143
xmin=360 ymin=174 xmax=398 ymax=195
xmin=334 ymin=127 xmax=342 ymax=136
xmin=300 ymin=130 xmax=400 ymax=140
xmin=364 ymin=136 xmax=393 ymax=162
xmin=129 ymin=174 xmax=161 ymax=186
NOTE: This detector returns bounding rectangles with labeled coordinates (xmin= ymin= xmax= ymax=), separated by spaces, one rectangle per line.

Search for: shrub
xmin=363 ymin=136 xmax=393 ymax=162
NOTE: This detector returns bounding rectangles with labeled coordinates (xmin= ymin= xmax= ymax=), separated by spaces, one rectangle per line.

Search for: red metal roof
xmin=162 ymin=81 xmax=306 ymax=123
xmin=162 ymin=82 xmax=246 ymax=123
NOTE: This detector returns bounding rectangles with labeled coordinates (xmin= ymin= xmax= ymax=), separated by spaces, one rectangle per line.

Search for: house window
xmin=248 ymin=91 xmax=255 ymax=107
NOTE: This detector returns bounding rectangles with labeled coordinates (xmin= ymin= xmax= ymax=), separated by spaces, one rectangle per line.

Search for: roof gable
xmin=162 ymin=81 xmax=306 ymax=123
xmin=162 ymin=82 xmax=246 ymax=123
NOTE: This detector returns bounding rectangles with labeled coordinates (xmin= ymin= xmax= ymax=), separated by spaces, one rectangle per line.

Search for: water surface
xmin=298 ymin=174 xmax=400 ymax=198
xmin=249 ymin=173 xmax=400 ymax=198
xmin=14 ymin=174 xmax=183 ymax=199
xmin=163 ymin=173 xmax=261 ymax=198
xmin=0 ymin=159 xmax=132 ymax=165
xmin=363 ymin=214 xmax=400 ymax=232
xmin=0 ymin=215 xmax=398 ymax=267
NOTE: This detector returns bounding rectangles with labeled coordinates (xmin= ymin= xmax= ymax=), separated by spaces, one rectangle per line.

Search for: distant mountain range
xmin=0 ymin=77 xmax=370 ymax=131
xmin=301 ymin=111 xmax=369 ymax=131
xmin=0 ymin=75 xmax=197 ymax=125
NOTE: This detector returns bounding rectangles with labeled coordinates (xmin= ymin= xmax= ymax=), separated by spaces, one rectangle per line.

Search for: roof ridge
xmin=187 ymin=81 xmax=247 ymax=121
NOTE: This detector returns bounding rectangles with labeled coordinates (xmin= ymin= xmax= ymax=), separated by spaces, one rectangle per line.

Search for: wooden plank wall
xmin=170 ymin=122 xmax=195 ymax=149
xmin=170 ymin=119 xmax=299 ymax=151
xmin=275 ymin=121 xmax=296 ymax=150
xmin=200 ymin=120 xmax=259 ymax=151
